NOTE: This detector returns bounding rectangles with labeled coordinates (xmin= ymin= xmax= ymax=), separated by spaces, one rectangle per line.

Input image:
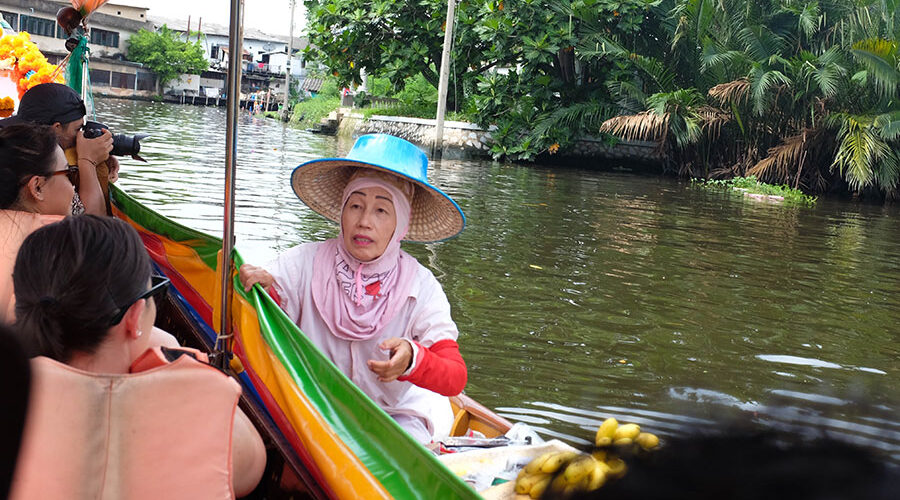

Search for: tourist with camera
xmin=0 ymin=83 xmax=117 ymax=216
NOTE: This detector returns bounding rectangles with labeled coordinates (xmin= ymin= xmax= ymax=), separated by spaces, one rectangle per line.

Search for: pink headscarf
xmin=310 ymin=172 xmax=418 ymax=341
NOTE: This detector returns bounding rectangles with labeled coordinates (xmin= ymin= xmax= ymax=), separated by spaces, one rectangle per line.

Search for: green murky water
xmin=98 ymin=97 xmax=900 ymax=460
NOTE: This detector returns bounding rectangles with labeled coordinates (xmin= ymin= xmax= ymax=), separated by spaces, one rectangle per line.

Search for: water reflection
xmin=97 ymin=98 xmax=900 ymax=461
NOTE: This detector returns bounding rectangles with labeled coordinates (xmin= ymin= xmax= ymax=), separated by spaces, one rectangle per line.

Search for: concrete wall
xmin=340 ymin=112 xmax=663 ymax=163
xmin=164 ymin=74 xmax=201 ymax=95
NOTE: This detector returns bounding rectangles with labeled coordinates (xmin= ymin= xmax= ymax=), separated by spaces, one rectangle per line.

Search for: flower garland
xmin=0 ymin=31 xmax=65 ymax=99
xmin=0 ymin=96 xmax=14 ymax=117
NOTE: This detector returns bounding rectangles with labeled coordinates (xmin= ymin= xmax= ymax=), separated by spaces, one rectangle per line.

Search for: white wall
xmin=163 ymin=73 xmax=201 ymax=94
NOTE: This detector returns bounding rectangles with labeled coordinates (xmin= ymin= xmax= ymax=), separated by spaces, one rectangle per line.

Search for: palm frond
xmin=607 ymin=80 xmax=648 ymax=114
xmin=700 ymin=40 xmax=746 ymax=74
xmin=578 ymin=33 xmax=676 ymax=92
xmin=697 ymin=105 xmax=732 ymax=141
xmin=600 ymin=111 xmax=670 ymax=143
xmin=811 ymin=58 xmax=845 ymax=98
xmin=749 ymin=131 xmax=810 ymax=182
xmin=749 ymin=127 xmax=832 ymax=189
xmin=749 ymin=66 xmax=792 ymax=115
xmin=792 ymin=1 xmax=821 ymax=39
xmin=528 ymin=101 xmax=616 ymax=143
xmin=874 ymin=110 xmax=900 ymax=140
xmin=851 ymin=38 xmax=900 ymax=98
xmin=737 ymin=25 xmax=787 ymax=61
xmin=708 ymin=79 xmax=751 ymax=105
xmin=831 ymin=114 xmax=886 ymax=191
xmin=873 ymin=149 xmax=900 ymax=191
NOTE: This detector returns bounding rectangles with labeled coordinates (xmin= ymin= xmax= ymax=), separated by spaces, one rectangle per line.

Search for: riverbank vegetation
xmin=304 ymin=0 xmax=900 ymax=200
xmin=694 ymin=176 xmax=818 ymax=206
xmin=289 ymin=78 xmax=341 ymax=127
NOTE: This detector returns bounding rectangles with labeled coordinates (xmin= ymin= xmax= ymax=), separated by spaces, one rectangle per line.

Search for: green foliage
xmin=303 ymin=0 xmax=453 ymax=92
xmin=395 ymin=74 xmax=437 ymax=111
xmin=126 ymin=26 xmax=208 ymax=87
xmin=290 ymin=95 xmax=341 ymax=127
xmin=694 ymin=176 xmax=817 ymax=206
xmin=316 ymin=77 xmax=341 ymax=98
xmin=304 ymin=0 xmax=900 ymax=197
xmin=366 ymin=76 xmax=393 ymax=97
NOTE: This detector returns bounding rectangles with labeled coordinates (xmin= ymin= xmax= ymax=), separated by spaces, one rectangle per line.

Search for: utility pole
xmin=433 ymin=0 xmax=456 ymax=159
xmin=282 ymin=0 xmax=296 ymax=121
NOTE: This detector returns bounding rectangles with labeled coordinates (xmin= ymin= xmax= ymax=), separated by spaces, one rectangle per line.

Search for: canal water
xmin=98 ymin=97 xmax=900 ymax=460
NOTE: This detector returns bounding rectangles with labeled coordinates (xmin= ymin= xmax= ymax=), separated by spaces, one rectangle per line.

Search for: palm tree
xmin=599 ymin=0 xmax=900 ymax=198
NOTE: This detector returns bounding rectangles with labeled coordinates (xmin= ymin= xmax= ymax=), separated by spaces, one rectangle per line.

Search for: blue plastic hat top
xmin=291 ymin=134 xmax=465 ymax=243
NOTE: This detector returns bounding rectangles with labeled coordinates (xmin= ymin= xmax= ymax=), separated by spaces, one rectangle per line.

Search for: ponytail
xmin=13 ymin=216 xmax=151 ymax=361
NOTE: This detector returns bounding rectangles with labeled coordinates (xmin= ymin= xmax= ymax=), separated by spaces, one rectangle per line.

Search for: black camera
xmin=82 ymin=121 xmax=148 ymax=162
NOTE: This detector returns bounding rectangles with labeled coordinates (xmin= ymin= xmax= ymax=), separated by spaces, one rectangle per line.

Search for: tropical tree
xmin=304 ymin=0 xmax=668 ymax=158
xmin=601 ymin=0 xmax=900 ymax=197
xmin=127 ymin=26 xmax=208 ymax=91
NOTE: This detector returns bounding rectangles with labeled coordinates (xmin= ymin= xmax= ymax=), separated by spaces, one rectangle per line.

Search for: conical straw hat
xmin=291 ymin=134 xmax=465 ymax=243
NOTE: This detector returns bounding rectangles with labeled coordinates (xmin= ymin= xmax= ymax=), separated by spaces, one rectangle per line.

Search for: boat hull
xmin=111 ymin=185 xmax=512 ymax=498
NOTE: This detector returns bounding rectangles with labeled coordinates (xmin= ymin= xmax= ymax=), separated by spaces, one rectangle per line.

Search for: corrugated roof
xmin=148 ymin=15 xmax=307 ymax=47
xmin=301 ymin=78 xmax=323 ymax=92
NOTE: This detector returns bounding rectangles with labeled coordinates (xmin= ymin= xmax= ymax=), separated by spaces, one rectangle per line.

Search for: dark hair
xmin=0 ymin=123 xmax=61 ymax=209
xmin=12 ymin=215 xmax=151 ymax=361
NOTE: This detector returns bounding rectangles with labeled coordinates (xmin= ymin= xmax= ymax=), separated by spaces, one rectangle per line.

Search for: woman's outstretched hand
xmin=367 ymin=338 xmax=413 ymax=382
xmin=238 ymin=264 xmax=275 ymax=292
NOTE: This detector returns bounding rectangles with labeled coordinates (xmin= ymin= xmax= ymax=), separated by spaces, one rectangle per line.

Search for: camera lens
xmin=111 ymin=134 xmax=141 ymax=158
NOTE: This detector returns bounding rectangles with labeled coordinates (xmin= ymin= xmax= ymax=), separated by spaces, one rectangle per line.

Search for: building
xmin=1 ymin=1 xmax=310 ymax=101
xmin=0 ymin=0 xmax=158 ymax=97
xmin=150 ymin=16 xmax=308 ymax=98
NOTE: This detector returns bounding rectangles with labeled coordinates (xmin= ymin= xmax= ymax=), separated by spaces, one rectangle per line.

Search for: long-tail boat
xmin=110 ymin=186 xmax=514 ymax=498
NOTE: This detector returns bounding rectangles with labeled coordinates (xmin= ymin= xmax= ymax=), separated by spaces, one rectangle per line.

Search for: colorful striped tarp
xmin=111 ymin=185 xmax=479 ymax=499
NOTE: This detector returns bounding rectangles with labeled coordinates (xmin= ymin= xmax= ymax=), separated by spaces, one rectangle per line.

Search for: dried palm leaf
xmin=697 ymin=105 xmax=731 ymax=141
xmin=600 ymin=111 xmax=669 ymax=143
xmin=708 ymin=79 xmax=750 ymax=106
xmin=749 ymin=128 xmax=831 ymax=188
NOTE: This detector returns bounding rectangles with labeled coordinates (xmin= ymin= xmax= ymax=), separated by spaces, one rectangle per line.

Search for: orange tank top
xmin=9 ymin=349 xmax=241 ymax=500
xmin=0 ymin=210 xmax=64 ymax=323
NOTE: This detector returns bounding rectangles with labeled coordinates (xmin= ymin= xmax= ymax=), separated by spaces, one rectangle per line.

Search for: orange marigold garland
xmin=0 ymin=31 xmax=65 ymax=98
xmin=0 ymin=96 xmax=14 ymax=117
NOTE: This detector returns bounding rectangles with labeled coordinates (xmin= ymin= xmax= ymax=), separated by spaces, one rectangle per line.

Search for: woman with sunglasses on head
xmin=8 ymin=215 xmax=266 ymax=499
xmin=0 ymin=123 xmax=75 ymax=323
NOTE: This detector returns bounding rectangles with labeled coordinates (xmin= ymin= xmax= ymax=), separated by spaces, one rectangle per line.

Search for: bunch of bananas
xmin=594 ymin=417 xmax=660 ymax=452
xmin=514 ymin=417 xmax=661 ymax=498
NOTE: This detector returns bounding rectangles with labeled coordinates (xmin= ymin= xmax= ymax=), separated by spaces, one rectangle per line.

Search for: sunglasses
xmin=107 ymin=274 xmax=171 ymax=327
xmin=46 ymin=165 xmax=79 ymax=185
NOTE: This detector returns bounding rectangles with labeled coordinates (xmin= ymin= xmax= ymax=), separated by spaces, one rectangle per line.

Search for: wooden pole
xmin=282 ymin=0 xmax=295 ymax=120
xmin=433 ymin=0 xmax=456 ymax=159
xmin=217 ymin=0 xmax=244 ymax=370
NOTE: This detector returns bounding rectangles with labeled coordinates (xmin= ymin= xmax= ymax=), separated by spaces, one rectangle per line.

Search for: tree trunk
xmin=422 ymin=59 xmax=457 ymax=111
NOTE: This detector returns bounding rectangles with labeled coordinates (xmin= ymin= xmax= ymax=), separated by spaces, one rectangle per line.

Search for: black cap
xmin=16 ymin=83 xmax=86 ymax=125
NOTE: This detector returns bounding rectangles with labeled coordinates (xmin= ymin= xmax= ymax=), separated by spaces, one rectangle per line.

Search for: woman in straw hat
xmin=239 ymin=134 xmax=467 ymax=443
